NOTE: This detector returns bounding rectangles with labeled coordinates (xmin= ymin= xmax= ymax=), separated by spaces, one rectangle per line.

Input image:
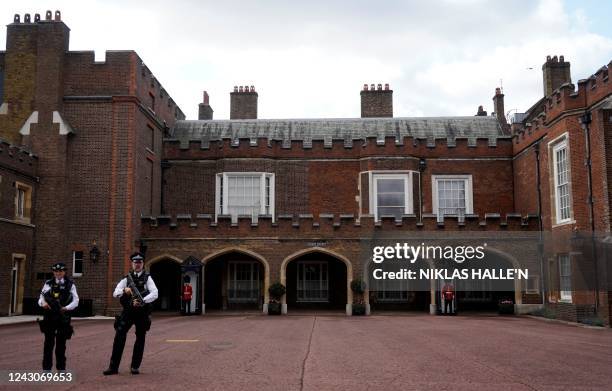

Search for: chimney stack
xmin=198 ymin=91 xmax=213 ymax=120
xmin=542 ymin=55 xmax=571 ymax=97
xmin=360 ymin=83 xmax=393 ymax=118
xmin=493 ymin=87 xmax=507 ymax=127
xmin=230 ymin=85 xmax=257 ymax=120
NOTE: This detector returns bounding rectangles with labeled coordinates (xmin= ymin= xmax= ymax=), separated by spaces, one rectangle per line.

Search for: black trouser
xmin=444 ymin=297 xmax=454 ymax=314
xmin=41 ymin=316 xmax=71 ymax=370
xmin=109 ymin=310 xmax=151 ymax=370
xmin=184 ymin=300 xmax=191 ymax=314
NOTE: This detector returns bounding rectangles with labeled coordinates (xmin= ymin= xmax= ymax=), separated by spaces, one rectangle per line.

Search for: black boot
xmin=103 ymin=367 xmax=118 ymax=375
xmin=130 ymin=367 xmax=139 ymax=375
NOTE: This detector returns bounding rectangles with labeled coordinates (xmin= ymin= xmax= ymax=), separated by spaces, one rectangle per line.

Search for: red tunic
xmin=182 ymin=284 xmax=193 ymax=301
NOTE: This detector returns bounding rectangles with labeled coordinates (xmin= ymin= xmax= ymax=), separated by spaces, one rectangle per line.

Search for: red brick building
xmin=0 ymin=12 xmax=610 ymax=325
xmin=0 ymin=11 xmax=183 ymax=315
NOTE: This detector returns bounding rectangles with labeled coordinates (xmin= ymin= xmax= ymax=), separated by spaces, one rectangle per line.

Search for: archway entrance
xmin=439 ymin=251 xmax=517 ymax=313
xmin=149 ymin=259 xmax=182 ymax=311
xmin=285 ymin=251 xmax=348 ymax=311
xmin=367 ymin=260 xmax=431 ymax=312
xmin=204 ymin=251 xmax=265 ymax=311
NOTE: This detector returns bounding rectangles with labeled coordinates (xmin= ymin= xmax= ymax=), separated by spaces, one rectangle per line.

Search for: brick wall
xmin=360 ymin=85 xmax=392 ymax=118
xmin=0 ymin=140 xmax=37 ymax=315
xmin=230 ymin=87 xmax=257 ymax=120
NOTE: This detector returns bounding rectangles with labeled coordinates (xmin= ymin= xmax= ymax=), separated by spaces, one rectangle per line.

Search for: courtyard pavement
xmin=0 ymin=314 xmax=611 ymax=390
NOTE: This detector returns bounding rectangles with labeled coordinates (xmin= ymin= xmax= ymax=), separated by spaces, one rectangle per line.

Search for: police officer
xmin=38 ymin=262 xmax=79 ymax=371
xmin=103 ymin=252 xmax=158 ymax=375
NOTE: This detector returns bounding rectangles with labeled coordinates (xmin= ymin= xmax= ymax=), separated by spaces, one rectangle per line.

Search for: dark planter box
xmin=268 ymin=302 xmax=282 ymax=315
xmin=352 ymin=304 xmax=366 ymax=316
xmin=498 ymin=303 xmax=514 ymax=315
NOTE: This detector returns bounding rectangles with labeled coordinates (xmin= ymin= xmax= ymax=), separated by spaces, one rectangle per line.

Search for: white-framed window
xmin=525 ymin=275 xmax=540 ymax=294
xmin=227 ymin=261 xmax=260 ymax=303
xmin=370 ymin=172 xmax=413 ymax=221
xmin=72 ymin=251 xmax=84 ymax=277
xmin=558 ymin=254 xmax=572 ymax=302
xmin=552 ymin=139 xmax=572 ymax=224
xmin=432 ymin=175 xmax=473 ymax=221
xmin=73 ymin=251 xmax=84 ymax=276
xmin=215 ymin=172 xmax=275 ymax=221
xmin=297 ymin=261 xmax=329 ymax=302
xmin=16 ymin=188 xmax=25 ymax=217
xmin=14 ymin=182 xmax=32 ymax=222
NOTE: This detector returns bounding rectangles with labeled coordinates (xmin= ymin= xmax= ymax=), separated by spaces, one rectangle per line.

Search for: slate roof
xmin=168 ymin=116 xmax=508 ymax=147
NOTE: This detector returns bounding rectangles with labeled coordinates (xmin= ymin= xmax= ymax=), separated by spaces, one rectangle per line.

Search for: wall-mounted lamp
xmin=418 ymin=158 xmax=427 ymax=172
xmin=90 ymin=240 xmax=100 ymax=263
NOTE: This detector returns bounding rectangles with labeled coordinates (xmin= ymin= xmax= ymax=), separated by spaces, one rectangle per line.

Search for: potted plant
xmin=268 ymin=282 xmax=286 ymax=315
xmin=498 ymin=298 xmax=514 ymax=315
xmin=351 ymin=279 xmax=367 ymax=315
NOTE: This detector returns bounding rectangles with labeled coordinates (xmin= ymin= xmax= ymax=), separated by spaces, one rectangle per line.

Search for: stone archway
xmin=451 ymin=247 xmax=523 ymax=312
xmin=201 ymin=247 xmax=270 ymax=313
xmin=147 ymin=255 xmax=182 ymax=312
xmin=281 ymin=247 xmax=353 ymax=315
xmin=364 ymin=256 xmax=434 ymax=314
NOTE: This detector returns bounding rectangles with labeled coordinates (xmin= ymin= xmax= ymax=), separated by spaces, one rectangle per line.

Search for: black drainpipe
xmin=580 ymin=111 xmax=599 ymax=313
xmin=534 ymin=142 xmax=545 ymax=304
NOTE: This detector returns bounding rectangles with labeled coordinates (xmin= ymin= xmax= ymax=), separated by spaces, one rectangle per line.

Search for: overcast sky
xmin=2 ymin=0 xmax=611 ymax=120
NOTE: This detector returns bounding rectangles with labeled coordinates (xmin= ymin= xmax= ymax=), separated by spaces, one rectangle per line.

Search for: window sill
xmin=72 ymin=274 xmax=83 ymax=278
xmin=558 ymin=298 xmax=573 ymax=304
xmin=552 ymin=219 xmax=576 ymax=228
xmin=0 ymin=217 xmax=35 ymax=228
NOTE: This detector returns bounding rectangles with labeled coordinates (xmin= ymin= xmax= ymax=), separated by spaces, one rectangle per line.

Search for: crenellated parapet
xmin=164 ymin=135 xmax=513 ymax=160
xmin=141 ymin=213 xmax=539 ymax=238
xmin=514 ymin=59 xmax=611 ymax=149
xmin=0 ymin=138 xmax=37 ymax=177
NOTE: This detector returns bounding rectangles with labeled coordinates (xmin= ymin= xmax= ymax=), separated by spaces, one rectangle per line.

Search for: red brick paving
xmin=0 ymin=315 xmax=611 ymax=390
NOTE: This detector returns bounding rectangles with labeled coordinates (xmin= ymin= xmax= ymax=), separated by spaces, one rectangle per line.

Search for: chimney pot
xmin=361 ymin=82 xmax=393 ymax=117
xmin=54 ymin=10 xmax=61 ymax=21
xmin=46 ymin=10 xmax=52 ymax=20
xmin=542 ymin=55 xmax=571 ymax=97
xmin=34 ymin=13 xmax=40 ymax=22
xmin=493 ymin=87 xmax=507 ymax=126
xmin=13 ymin=14 xmax=20 ymax=23
xmin=198 ymin=91 xmax=213 ymax=120
xmin=230 ymin=84 xmax=258 ymax=119
xmin=24 ymin=14 xmax=31 ymax=23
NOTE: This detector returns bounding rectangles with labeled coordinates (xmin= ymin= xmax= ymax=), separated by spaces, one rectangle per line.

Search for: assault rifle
xmin=43 ymin=290 xmax=63 ymax=314
xmin=121 ymin=273 xmax=151 ymax=313
xmin=38 ymin=288 xmax=73 ymax=337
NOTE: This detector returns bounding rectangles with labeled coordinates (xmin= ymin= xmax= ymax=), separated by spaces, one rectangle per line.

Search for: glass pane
xmin=377 ymin=178 xmax=404 ymax=193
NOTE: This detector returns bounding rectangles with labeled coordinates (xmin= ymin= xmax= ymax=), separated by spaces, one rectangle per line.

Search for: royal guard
xmin=442 ymin=281 xmax=455 ymax=315
xmin=182 ymin=276 xmax=193 ymax=315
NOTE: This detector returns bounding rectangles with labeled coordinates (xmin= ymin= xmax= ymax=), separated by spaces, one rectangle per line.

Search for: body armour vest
xmin=128 ymin=271 xmax=150 ymax=298
xmin=45 ymin=278 xmax=74 ymax=307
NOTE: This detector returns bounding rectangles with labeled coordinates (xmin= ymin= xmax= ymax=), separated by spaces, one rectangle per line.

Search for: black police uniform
xmin=38 ymin=264 xmax=78 ymax=371
xmin=105 ymin=255 xmax=157 ymax=375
